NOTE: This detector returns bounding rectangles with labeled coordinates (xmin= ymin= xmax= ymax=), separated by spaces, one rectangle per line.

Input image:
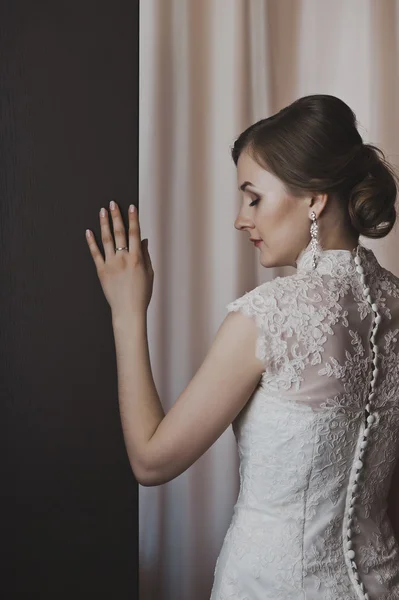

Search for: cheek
xmin=259 ymin=196 xmax=294 ymax=225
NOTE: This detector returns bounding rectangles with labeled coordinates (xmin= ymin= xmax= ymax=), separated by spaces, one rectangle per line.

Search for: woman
xmin=86 ymin=94 xmax=399 ymax=599
xmin=210 ymin=95 xmax=399 ymax=600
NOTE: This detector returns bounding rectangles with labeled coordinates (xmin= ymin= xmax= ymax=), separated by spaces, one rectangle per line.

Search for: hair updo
xmin=231 ymin=94 xmax=399 ymax=239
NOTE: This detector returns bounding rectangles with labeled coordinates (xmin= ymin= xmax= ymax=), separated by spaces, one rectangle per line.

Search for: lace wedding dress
xmin=210 ymin=240 xmax=399 ymax=600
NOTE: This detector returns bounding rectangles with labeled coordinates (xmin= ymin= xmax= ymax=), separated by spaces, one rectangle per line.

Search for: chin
xmin=259 ymin=250 xmax=280 ymax=268
xmin=260 ymin=256 xmax=276 ymax=267
xmin=263 ymin=261 xmax=276 ymax=268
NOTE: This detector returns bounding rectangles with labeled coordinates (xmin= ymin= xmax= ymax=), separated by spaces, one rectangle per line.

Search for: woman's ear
xmin=310 ymin=192 xmax=329 ymax=217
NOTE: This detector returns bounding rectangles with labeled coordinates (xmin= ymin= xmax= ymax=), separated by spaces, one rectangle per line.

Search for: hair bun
xmin=348 ymin=144 xmax=398 ymax=238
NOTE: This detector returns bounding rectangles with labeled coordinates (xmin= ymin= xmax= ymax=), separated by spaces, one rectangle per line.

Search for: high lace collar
xmin=295 ymin=239 xmax=377 ymax=275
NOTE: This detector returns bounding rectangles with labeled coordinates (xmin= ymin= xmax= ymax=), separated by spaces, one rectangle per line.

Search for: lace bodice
xmin=210 ymin=240 xmax=399 ymax=600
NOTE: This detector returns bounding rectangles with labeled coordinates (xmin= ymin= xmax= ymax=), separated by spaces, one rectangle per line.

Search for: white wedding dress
xmin=210 ymin=240 xmax=399 ymax=600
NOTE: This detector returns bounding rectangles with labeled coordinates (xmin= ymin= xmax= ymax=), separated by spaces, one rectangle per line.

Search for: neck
xmin=319 ymin=235 xmax=360 ymax=252
xmin=316 ymin=216 xmax=359 ymax=251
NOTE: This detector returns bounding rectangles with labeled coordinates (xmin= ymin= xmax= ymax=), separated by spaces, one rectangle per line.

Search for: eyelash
xmin=249 ymin=197 xmax=260 ymax=206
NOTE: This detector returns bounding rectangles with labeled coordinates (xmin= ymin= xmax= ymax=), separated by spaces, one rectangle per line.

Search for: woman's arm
xmin=140 ymin=311 xmax=265 ymax=485
xmin=112 ymin=310 xmax=265 ymax=486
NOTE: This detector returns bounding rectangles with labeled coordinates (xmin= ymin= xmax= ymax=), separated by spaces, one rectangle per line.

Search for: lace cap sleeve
xmin=226 ymin=282 xmax=286 ymax=369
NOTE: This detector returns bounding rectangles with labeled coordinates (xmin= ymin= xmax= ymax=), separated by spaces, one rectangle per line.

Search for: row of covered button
xmin=344 ymin=252 xmax=380 ymax=599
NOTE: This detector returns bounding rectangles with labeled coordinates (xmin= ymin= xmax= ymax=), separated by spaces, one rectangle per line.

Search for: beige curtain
xmin=139 ymin=1 xmax=399 ymax=598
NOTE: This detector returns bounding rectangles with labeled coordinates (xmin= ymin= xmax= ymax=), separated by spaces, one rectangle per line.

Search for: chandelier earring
xmin=310 ymin=211 xmax=320 ymax=270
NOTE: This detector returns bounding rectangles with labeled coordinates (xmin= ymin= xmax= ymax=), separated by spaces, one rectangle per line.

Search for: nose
xmin=234 ymin=212 xmax=254 ymax=231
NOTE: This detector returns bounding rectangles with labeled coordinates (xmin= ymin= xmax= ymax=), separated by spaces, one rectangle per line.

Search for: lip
xmin=251 ymin=239 xmax=263 ymax=246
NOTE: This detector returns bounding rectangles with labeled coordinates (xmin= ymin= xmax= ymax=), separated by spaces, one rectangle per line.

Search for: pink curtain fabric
xmin=139 ymin=1 xmax=399 ymax=598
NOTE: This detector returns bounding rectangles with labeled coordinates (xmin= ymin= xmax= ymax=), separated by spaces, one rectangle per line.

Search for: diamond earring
xmin=310 ymin=211 xmax=319 ymax=270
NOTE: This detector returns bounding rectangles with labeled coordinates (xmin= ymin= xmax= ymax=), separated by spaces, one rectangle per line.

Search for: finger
xmin=86 ymin=230 xmax=105 ymax=271
xmin=128 ymin=204 xmax=142 ymax=256
xmin=99 ymin=207 xmax=116 ymax=260
xmin=109 ymin=200 xmax=128 ymax=253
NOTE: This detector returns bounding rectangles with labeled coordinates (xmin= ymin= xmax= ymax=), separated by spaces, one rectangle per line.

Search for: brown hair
xmin=231 ymin=94 xmax=399 ymax=239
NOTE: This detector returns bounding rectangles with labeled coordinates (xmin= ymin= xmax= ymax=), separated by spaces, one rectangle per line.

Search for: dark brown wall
xmin=0 ymin=1 xmax=139 ymax=598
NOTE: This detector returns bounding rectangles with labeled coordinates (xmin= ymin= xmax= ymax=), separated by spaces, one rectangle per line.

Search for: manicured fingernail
xmin=129 ymin=204 xmax=135 ymax=212
xmin=100 ymin=208 xmax=106 ymax=217
xmin=110 ymin=201 xmax=115 ymax=210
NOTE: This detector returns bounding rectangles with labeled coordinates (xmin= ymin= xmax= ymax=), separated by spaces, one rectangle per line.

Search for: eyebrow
xmin=239 ymin=181 xmax=257 ymax=192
